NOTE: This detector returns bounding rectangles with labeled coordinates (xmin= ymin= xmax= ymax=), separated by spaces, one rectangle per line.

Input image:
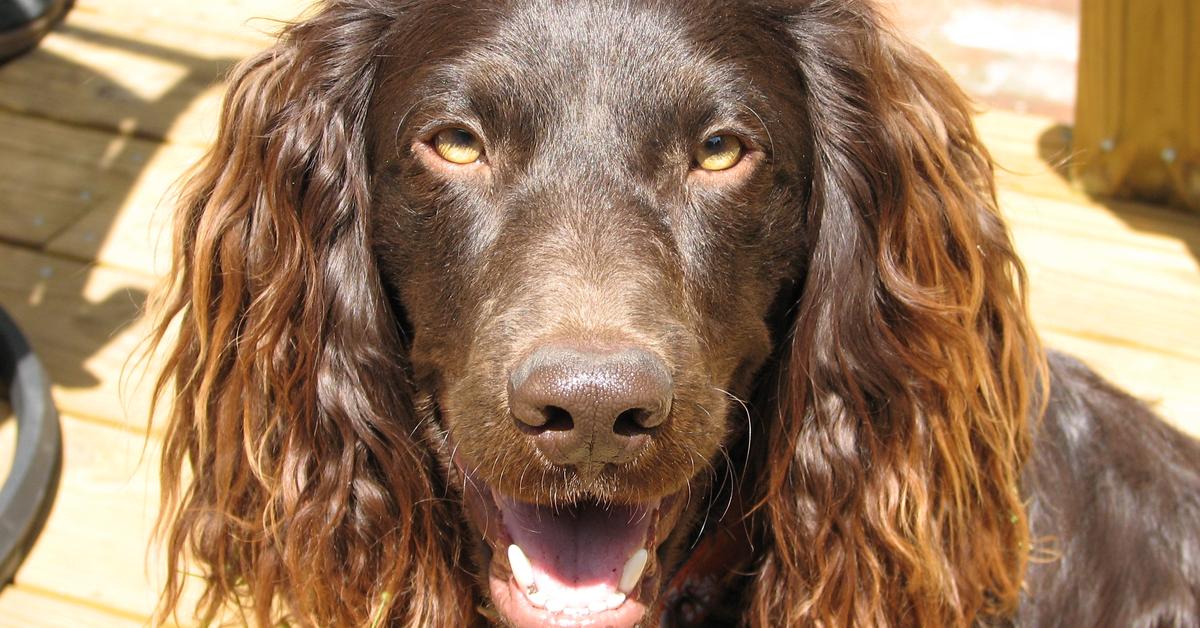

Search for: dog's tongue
xmin=498 ymin=496 xmax=655 ymax=609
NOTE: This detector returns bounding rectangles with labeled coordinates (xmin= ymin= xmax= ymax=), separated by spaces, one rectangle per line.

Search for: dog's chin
xmin=459 ymin=461 xmax=688 ymax=628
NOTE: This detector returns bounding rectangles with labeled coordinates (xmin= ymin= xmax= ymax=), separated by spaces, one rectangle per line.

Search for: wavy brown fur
xmin=751 ymin=3 xmax=1044 ymax=626
xmin=147 ymin=1 xmax=1200 ymax=626
xmin=150 ymin=3 xmax=475 ymax=625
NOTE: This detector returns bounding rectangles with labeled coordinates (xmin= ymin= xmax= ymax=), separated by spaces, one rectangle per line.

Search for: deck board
xmin=0 ymin=109 xmax=195 ymax=272
xmin=0 ymin=244 xmax=161 ymax=431
xmin=43 ymin=137 xmax=201 ymax=277
xmin=0 ymin=0 xmax=294 ymax=146
xmin=0 ymin=586 xmax=146 ymax=628
xmin=0 ymin=414 xmax=163 ymax=620
xmin=0 ymin=0 xmax=1197 ymax=624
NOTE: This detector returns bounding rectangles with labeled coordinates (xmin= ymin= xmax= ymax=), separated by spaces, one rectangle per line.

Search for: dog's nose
xmin=508 ymin=345 xmax=672 ymax=467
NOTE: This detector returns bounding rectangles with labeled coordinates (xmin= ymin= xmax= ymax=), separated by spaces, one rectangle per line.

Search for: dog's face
xmin=368 ymin=1 xmax=807 ymax=624
xmin=156 ymin=0 xmax=1043 ymax=624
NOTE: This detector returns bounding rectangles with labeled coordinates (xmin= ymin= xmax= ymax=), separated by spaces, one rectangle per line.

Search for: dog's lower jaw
xmin=487 ymin=563 xmax=658 ymax=628
xmin=460 ymin=463 xmax=691 ymax=628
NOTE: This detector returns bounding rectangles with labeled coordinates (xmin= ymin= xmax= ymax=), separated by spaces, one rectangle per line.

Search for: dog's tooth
xmin=618 ymin=548 xmax=649 ymax=594
xmin=528 ymin=591 xmax=548 ymax=608
xmin=606 ymin=592 xmax=627 ymax=609
xmin=507 ymin=544 xmax=535 ymax=591
xmin=589 ymin=599 xmax=609 ymax=614
xmin=546 ymin=598 xmax=566 ymax=613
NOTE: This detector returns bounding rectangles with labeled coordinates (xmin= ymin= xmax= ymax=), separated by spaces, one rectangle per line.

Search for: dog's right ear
xmin=149 ymin=4 xmax=477 ymax=626
xmin=751 ymin=2 xmax=1045 ymax=626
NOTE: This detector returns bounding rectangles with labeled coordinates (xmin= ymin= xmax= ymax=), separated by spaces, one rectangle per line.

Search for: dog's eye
xmin=694 ymin=134 xmax=744 ymax=171
xmin=433 ymin=128 xmax=484 ymax=164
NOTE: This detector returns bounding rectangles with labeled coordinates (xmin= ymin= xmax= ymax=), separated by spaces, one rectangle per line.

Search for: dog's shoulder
xmin=1019 ymin=350 xmax=1200 ymax=626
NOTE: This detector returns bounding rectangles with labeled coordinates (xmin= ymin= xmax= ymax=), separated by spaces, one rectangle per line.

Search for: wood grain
xmin=0 ymin=586 xmax=146 ymax=628
xmin=0 ymin=244 xmax=163 ymax=432
xmin=1072 ymin=0 xmax=1200 ymax=210
xmin=9 ymin=415 xmax=164 ymax=619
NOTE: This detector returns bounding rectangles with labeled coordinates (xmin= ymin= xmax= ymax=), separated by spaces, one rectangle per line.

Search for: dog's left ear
xmin=148 ymin=3 xmax=477 ymax=626
xmin=752 ymin=3 xmax=1046 ymax=626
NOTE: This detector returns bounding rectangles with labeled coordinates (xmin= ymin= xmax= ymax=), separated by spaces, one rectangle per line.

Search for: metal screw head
xmin=1162 ymin=147 xmax=1178 ymax=164
xmin=1100 ymin=138 xmax=1116 ymax=152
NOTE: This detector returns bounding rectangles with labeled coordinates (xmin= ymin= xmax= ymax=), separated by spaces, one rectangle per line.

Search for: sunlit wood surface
xmin=0 ymin=0 xmax=1197 ymax=624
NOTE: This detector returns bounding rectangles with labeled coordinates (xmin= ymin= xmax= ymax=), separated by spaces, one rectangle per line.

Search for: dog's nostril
xmin=541 ymin=406 xmax=574 ymax=432
xmin=613 ymin=408 xmax=656 ymax=437
xmin=512 ymin=404 xmax=575 ymax=435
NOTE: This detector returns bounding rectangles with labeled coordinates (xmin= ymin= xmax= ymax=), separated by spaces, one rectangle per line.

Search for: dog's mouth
xmin=460 ymin=462 xmax=685 ymax=627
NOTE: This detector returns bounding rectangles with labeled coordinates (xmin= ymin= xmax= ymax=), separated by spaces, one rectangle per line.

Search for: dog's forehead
xmin=486 ymin=0 xmax=699 ymax=70
xmin=441 ymin=0 xmax=744 ymax=130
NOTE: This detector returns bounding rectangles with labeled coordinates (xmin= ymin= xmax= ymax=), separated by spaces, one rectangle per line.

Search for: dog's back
xmin=1021 ymin=352 xmax=1200 ymax=626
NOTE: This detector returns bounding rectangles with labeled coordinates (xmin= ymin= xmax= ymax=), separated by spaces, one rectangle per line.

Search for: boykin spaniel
xmin=150 ymin=0 xmax=1200 ymax=625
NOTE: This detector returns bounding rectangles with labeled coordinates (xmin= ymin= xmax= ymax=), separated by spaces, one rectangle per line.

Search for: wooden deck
xmin=0 ymin=0 xmax=1197 ymax=625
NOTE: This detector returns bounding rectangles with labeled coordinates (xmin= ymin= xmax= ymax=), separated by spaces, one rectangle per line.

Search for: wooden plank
xmin=982 ymin=110 xmax=1200 ymax=232
xmin=0 ymin=109 xmax=198 ymax=278
xmin=43 ymin=133 xmax=204 ymax=277
xmin=0 ymin=26 xmax=226 ymax=148
xmin=1024 ymin=258 xmax=1200 ymax=361
xmin=1000 ymin=188 xmax=1200 ymax=258
xmin=0 ymin=586 xmax=145 ymax=628
xmin=0 ymin=110 xmax=113 ymax=248
xmin=0 ymin=244 xmax=164 ymax=432
xmin=1010 ymin=210 xmax=1200 ymax=304
xmin=980 ymin=111 xmax=1200 ymax=434
xmin=1072 ymin=0 xmax=1200 ymax=210
xmin=924 ymin=112 xmax=1200 ymax=431
xmin=0 ymin=0 xmax=301 ymax=145
xmin=976 ymin=109 xmax=1064 ymax=149
xmin=0 ymin=414 xmax=161 ymax=621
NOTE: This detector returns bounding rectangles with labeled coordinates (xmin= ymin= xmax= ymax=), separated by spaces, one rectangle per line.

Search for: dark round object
xmin=0 ymin=0 xmax=74 ymax=62
xmin=0 ymin=305 xmax=62 ymax=584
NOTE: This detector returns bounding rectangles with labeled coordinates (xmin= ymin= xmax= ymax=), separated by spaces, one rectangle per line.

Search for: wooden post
xmin=1072 ymin=0 xmax=1200 ymax=211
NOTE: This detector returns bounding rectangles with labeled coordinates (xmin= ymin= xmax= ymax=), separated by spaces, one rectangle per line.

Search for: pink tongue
xmin=499 ymin=497 xmax=655 ymax=607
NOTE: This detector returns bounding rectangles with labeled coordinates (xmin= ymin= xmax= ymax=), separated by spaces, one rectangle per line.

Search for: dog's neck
xmin=656 ymin=482 xmax=755 ymax=626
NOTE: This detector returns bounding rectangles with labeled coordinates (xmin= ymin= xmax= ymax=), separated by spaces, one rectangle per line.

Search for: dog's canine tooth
xmin=618 ymin=548 xmax=649 ymax=594
xmin=606 ymin=592 xmax=627 ymax=609
xmin=507 ymin=544 xmax=535 ymax=592
xmin=528 ymin=590 xmax=548 ymax=608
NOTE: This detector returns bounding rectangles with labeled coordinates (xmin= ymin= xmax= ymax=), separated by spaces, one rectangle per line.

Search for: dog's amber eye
xmin=694 ymin=135 xmax=743 ymax=171
xmin=433 ymin=128 xmax=483 ymax=164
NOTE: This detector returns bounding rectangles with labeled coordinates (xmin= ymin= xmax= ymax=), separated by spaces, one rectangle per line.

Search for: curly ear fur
xmin=750 ymin=2 xmax=1046 ymax=626
xmin=149 ymin=2 xmax=475 ymax=625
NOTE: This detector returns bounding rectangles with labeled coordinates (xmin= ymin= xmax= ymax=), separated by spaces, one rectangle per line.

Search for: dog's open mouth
xmin=461 ymin=465 xmax=683 ymax=627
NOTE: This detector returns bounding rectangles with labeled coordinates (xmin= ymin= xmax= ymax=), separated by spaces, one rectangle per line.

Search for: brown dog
xmin=151 ymin=0 xmax=1200 ymax=626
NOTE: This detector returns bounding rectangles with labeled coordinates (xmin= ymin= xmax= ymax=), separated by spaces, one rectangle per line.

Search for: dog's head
xmin=368 ymin=3 xmax=810 ymax=624
xmin=153 ymin=1 xmax=1042 ymax=626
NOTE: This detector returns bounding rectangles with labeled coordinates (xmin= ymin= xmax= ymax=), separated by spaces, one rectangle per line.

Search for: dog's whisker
xmin=742 ymin=102 xmax=775 ymax=160
xmin=713 ymin=385 xmax=755 ymax=493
